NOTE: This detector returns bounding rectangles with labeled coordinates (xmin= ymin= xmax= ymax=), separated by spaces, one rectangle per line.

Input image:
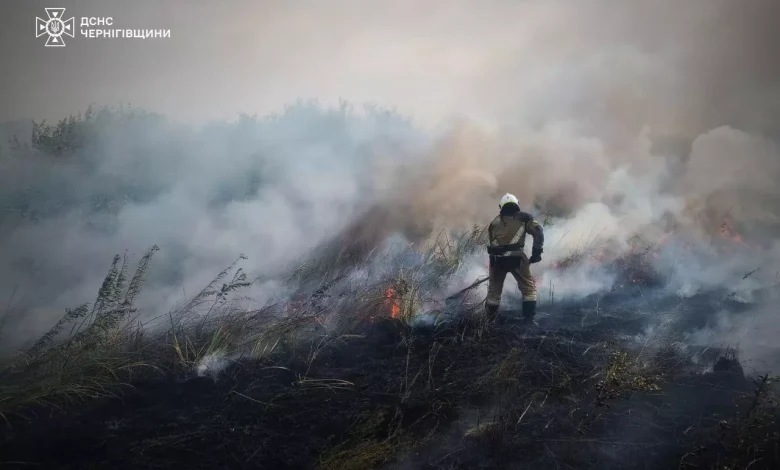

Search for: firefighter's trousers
xmin=486 ymin=253 xmax=537 ymax=308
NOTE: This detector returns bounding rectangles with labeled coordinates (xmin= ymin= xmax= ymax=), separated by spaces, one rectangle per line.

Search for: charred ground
xmin=1 ymin=94 xmax=779 ymax=470
xmin=1 ymin=272 xmax=777 ymax=470
xmin=0 ymin=162 xmax=778 ymax=469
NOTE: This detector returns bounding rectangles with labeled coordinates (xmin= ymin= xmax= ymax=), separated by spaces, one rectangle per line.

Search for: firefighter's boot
xmin=522 ymin=301 xmax=537 ymax=326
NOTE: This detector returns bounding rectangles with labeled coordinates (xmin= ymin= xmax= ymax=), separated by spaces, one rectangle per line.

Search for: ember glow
xmin=720 ymin=220 xmax=744 ymax=244
xmin=384 ymin=287 xmax=401 ymax=319
xmin=0 ymin=0 xmax=778 ymax=379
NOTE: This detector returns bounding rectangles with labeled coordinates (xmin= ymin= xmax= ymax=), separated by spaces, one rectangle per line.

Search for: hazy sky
xmin=3 ymin=0 xmax=778 ymax=134
xmin=2 ymin=0 xmax=533 ymax=126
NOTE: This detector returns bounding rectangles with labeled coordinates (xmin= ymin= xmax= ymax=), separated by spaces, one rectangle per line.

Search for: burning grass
xmin=0 ymin=226 xmax=778 ymax=469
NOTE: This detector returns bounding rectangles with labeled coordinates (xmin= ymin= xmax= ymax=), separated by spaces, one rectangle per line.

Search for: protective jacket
xmin=484 ymin=200 xmax=544 ymax=317
xmin=486 ymin=205 xmax=544 ymax=258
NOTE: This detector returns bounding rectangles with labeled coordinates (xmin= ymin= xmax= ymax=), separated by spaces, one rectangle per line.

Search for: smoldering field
xmin=2 ymin=106 xmax=780 ymax=371
xmin=1 ymin=0 xmax=780 ymax=468
xmin=1 ymin=0 xmax=779 ymax=359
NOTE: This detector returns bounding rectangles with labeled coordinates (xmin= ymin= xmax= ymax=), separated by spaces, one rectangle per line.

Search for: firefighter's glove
xmin=529 ymin=248 xmax=543 ymax=264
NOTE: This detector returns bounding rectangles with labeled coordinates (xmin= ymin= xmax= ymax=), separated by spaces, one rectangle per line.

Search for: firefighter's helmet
xmin=499 ymin=193 xmax=519 ymax=209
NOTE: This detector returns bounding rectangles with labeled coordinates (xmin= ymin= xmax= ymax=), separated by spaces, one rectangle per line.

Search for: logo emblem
xmin=36 ymin=8 xmax=75 ymax=47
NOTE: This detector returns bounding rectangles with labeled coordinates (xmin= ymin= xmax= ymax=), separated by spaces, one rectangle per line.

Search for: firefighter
xmin=485 ymin=193 xmax=544 ymax=322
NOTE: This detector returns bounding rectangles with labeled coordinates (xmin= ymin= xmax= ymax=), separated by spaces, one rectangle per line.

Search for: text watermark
xmin=36 ymin=8 xmax=171 ymax=47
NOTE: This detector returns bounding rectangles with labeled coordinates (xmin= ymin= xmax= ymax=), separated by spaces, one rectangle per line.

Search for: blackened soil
xmin=0 ymin=320 xmax=449 ymax=470
xmin=0 ymin=315 xmax=776 ymax=470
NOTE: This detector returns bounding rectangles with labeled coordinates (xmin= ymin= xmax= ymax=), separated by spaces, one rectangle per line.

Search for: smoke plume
xmin=1 ymin=0 xmax=779 ymax=366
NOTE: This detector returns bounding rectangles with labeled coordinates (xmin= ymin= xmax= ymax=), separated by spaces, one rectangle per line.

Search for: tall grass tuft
xmin=0 ymin=246 xmax=161 ymax=422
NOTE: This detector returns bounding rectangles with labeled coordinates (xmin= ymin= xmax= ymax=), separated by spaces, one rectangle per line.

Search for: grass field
xmin=0 ymin=228 xmax=778 ymax=470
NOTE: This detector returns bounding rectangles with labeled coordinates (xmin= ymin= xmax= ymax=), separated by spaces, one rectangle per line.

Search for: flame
xmin=384 ymin=287 xmax=401 ymax=319
xmin=719 ymin=220 xmax=747 ymax=244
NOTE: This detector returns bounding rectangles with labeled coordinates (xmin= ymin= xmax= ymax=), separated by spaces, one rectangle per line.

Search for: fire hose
xmin=444 ymin=276 xmax=489 ymax=300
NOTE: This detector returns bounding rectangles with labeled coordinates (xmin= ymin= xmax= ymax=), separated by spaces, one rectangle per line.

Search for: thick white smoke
xmin=0 ymin=104 xmax=429 ymax=346
xmin=1 ymin=0 xmax=779 ymax=367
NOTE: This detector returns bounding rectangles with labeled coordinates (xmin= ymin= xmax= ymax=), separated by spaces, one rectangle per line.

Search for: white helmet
xmin=498 ymin=193 xmax=519 ymax=209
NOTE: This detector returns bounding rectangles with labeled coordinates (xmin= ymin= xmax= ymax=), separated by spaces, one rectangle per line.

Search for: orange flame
xmin=384 ymin=287 xmax=401 ymax=319
xmin=720 ymin=220 xmax=746 ymax=244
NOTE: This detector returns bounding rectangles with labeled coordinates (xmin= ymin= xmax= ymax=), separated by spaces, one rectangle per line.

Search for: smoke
xmin=0 ymin=104 xmax=429 ymax=346
xmin=685 ymin=291 xmax=780 ymax=374
xmin=1 ymin=0 xmax=780 ymax=360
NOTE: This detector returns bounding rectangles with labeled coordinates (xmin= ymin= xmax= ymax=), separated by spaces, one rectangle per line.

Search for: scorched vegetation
xmin=0 ymin=107 xmax=778 ymax=470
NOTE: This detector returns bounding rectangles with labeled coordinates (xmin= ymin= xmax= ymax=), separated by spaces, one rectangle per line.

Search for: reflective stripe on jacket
xmin=487 ymin=211 xmax=544 ymax=257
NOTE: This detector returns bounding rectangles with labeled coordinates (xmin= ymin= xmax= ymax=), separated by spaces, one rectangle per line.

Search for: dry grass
xmin=316 ymin=410 xmax=404 ymax=470
xmin=0 ymin=351 xmax=151 ymax=424
xmin=0 ymin=246 xmax=163 ymax=421
xmin=1 ymin=222 xmax=778 ymax=470
xmin=0 ymin=225 xmax=488 ymax=420
xmin=694 ymin=374 xmax=780 ymax=470
xmin=0 ymin=248 xmax=281 ymax=419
